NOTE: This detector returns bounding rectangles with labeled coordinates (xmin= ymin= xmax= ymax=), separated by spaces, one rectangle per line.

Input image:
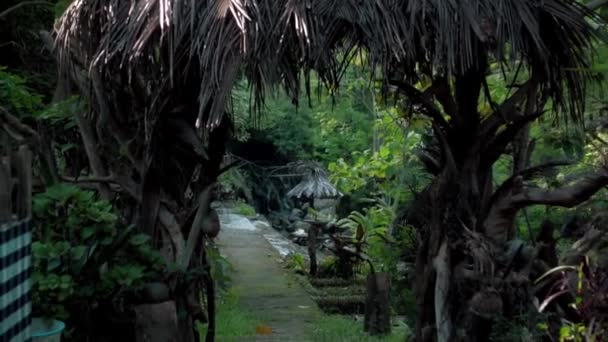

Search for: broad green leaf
xmin=129 ymin=234 xmax=151 ymax=246
xmin=71 ymin=246 xmax=87 ymax=260
xmin=81 ymin=227 xmax=96 ymax=239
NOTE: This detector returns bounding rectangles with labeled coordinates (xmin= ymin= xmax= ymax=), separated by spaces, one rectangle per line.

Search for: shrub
xmin=285 ymin=253 xmax=307 ymax=274
xmin=233 ymin=199 xmax=256 ymax=216
xmin=206 ymin=243 xmax=234 ymax=293
xmin=535 ymin=259 xmax=608 ymax=341
xmin=318 ymin=256 xmax=339 ymax=278
xmin=31 ymin=184 xmax=164 ymax=331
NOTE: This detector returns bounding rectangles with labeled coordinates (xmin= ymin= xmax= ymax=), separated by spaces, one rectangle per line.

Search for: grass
xmin=232 ymin=200 xmax=256 ymax=217
xmin=197 ymin=288 xmax=261 ymax=342
xmin=310 ymin=315 xmax=412 ymax=342
xmin=198 ymin=286 xmax=412 ymax=342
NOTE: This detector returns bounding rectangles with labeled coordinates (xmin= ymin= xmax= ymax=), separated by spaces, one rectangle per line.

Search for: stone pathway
xmin=216 ymin=211 xmax=320 ymax=341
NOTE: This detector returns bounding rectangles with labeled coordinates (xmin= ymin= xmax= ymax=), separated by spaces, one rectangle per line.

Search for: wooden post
xmin=0 ymin=154 xmax=12 ymax=222
xmin=308 ymin=223 xmax=318 ymax=277
xmin=364 ymin=272 xmax=391 ymax=335
xmin=0 ymin=132 xmax=32 ymax=222
xmin=14 ymin=145 xmax=32 ymax=219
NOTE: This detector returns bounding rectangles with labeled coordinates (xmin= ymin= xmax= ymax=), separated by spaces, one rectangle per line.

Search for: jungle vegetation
xmin=1 ymin=0 xmax=608 ymax=341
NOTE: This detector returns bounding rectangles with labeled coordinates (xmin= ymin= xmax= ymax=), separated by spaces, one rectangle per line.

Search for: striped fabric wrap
xmin=0 ymin=219 xmax=32 ymax=342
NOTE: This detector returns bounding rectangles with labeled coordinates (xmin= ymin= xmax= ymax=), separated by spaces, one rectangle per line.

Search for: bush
xmin=318 ymin=256 xmax=339 ymax=278
xmin=285 ymin=253 xmax=307 ymax=274
xmin=535 ymin=259 xmax=608 ymax=340
xmin=206 ymin=243 xmax=234 ymax=293
xmin=31 ymin=184 xmax=164 ymax=332
xmin=233 ymin=199 xmax=256 ymax=216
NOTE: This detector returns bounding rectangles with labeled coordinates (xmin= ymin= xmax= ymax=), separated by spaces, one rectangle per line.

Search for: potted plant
xmin=31 ymin=318 xmax=65 ymax=342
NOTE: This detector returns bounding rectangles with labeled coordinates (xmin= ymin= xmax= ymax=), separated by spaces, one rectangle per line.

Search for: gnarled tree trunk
xmin=404 ymin=71 xmax=608 ymax=341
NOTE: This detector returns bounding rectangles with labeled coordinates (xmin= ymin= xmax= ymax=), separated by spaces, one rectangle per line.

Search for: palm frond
xmin=55 ymin=0 xmax=600 ymax=132
xmin=305 ymin=0 xmax=600 ymax=121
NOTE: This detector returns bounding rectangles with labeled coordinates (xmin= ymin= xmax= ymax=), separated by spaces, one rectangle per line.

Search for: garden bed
xmin=294 ymin=275 xmax=368 ymax=314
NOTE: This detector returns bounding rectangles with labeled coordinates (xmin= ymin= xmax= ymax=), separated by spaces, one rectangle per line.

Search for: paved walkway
xmin=217 ymin=212 xmax=320 ymax=341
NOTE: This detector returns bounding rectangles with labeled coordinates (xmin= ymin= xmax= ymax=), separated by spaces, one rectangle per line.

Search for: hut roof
xmin=287 ymin=163 xmax=341 ymax=200
xmin=55 ymin=0 xmax=599 ymax=130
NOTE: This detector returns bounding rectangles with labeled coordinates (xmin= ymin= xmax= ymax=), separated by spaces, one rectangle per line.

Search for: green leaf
xmin=44 ymin=183 xmax=79 ymax=201
xmin=32 ymin=242 xmax=47 ymax=258
xmin=79 ymin=286 xmax=95 ymax=297
xmin=60 ymin=143 xmax=77 ymax=153
xmin=91 ymin=211 xmax=118 ymax=223
xmin=100 ymin=237 xmax=113 ymax=245
xmin=32 ymin=197 xmax=52 ymax=216
xmin=535 ymin=265 xmax=577 ymax=284
xmin=55 ymin=241 xmax=70 ymax=254
xmin=379 ymin=145 xmax=390 ymax=158
xmin=47 ymin=259 xmax=62 ymax=272
xmin=537 ymin=323 xmax=548 ymax=331
xmin=129 ymin=234 xmax=150 ymax=246
xmin=71 ymin=246 xmax=87 ymax=260
xmin=81 ymin=227 xmax=96 ymax=239
xmin=560 ymin=325 xmax=572 ymax=339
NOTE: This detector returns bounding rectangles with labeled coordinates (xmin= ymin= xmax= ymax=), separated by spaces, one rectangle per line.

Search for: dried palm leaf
xmin=55 ymin=0 xmax=599 ymax=133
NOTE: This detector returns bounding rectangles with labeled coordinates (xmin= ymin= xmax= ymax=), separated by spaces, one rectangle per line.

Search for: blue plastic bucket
xmin=31 ymin=318 xmax=65 ymax=342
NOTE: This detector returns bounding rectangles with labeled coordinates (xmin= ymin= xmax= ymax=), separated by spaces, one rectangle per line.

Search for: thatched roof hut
xmin=286 ymin=169 xmax=342 ymax=200
xmin=287 ymin=162 xmax=341 ymax=200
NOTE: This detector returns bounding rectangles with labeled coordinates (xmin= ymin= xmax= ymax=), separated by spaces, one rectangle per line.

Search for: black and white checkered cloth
xmin=0 ymin=219 xmax=32 ymax=342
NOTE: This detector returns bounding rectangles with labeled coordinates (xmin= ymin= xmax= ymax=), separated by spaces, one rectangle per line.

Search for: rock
xmin=269 ymin=215 xmax=281 ymax=227
xmin=291 ymin=228 xmax=308 ymax=245
xmin=288 ymin=208 xmax=305 ymax=222
xmin=252 ymin=220 xmax=271 ymax=231
xmin=291 ymin=228 xmax=308 ymax=238
xmin=294 ymin=220 xmax=311 ymax=231
xmin=268 ymin=212 xmax=290 ymax=230
xmin=286 ymin=220 xmax=311 ymax=233
xmin=285 ymin=223 xmax=295 ymax=233
xmin=285 ymin=222 xmax=297 ymax=233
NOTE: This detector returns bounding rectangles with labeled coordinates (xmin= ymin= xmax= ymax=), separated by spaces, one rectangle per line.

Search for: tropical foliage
xmin=31 ymin=184 xmax=163 ymax=338
xmin=2 ymin=0 xmax=608 ymax=341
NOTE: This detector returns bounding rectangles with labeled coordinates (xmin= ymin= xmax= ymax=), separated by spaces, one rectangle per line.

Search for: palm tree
xmin=55 ymin=0 xmax=605 ymax=341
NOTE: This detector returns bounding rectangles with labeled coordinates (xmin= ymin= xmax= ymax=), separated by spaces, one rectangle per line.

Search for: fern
xmin=0 ymin=66 xmax=43 ymax=116
xmin=337 ymin=199 xmax=397 ymax=244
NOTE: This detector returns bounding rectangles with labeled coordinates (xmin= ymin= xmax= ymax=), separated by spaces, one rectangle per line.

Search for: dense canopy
xmin=42 ymin=0 xmax=608 ymax=341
